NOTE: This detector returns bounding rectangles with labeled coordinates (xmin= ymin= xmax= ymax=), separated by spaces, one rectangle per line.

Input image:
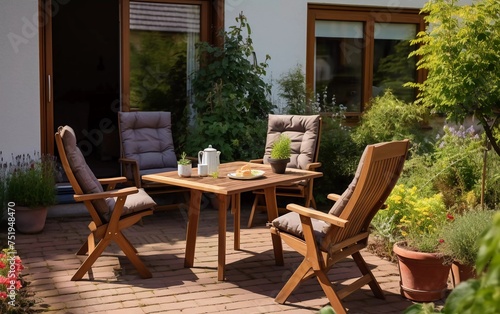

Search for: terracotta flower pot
xmin=393 ymin=242 xmax=451 ymax=302
xmin=15 ymin=206 xmax=48 ymax=234
xmin=450 ymin=261 xmax=476 ymax=288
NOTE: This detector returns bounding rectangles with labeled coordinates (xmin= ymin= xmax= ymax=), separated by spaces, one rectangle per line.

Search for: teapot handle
xmin=198 ymin=151 xmax=203 ymax=165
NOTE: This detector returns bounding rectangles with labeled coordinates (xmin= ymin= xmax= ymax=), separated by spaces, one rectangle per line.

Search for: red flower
xmin=0 ymin=291 xmax=7 ymax=300
xmin=447 ymin=213 xmax=454 ymax=221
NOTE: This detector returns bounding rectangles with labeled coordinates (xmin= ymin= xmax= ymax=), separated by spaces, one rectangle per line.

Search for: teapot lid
xmin=204 ymin=145 xmax=216 ymax=152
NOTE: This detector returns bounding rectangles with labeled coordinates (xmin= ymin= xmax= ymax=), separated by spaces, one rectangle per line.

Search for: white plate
xmin=227 ymin=170 xmax=265 ymax=180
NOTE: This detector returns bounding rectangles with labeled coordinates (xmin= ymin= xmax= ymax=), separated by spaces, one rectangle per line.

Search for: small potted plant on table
xmin=268 ymin=134 xmax=291 ymax=174
xmin=177 ymin=152 xmax=192 ymax=177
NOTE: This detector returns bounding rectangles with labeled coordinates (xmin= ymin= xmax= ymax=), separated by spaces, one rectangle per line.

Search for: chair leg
xmin=268 ymin=231 xmax=283 ymax=267
xmin=115 ymin=232 xmax=152 ymax=279
xmin=315 ymin=269 xmax=348 ymax=314
xmin=275 ymin=259 xmax=313 ymax=303
xmin=71 ymin=237 xmax=112 ymax=281
xmin=247 ymin=194 xmax=264 ymax=228
xmin=352 ymin=251 xmax=385 ymax=299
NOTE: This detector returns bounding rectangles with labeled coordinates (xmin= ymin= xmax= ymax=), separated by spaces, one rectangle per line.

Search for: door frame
xmin=39 ymin=0 xmax=224 ymax=154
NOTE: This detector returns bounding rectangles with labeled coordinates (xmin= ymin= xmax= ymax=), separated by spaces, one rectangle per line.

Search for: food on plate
xmin=235 ymin=164 xmax=253 ymax=177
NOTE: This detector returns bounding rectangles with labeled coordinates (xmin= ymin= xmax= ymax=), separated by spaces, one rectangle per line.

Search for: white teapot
xmin=198 ymin=145 xmax=221 ymax=175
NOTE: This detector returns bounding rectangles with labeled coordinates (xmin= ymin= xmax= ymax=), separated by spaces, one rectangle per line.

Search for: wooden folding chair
xmin=247 ymin=114 xmax=322 ymax=227
xmin=269 ymin=140 xmax=410 ymax=314
xmin=55 ymin=125 xmax=156 ymax=281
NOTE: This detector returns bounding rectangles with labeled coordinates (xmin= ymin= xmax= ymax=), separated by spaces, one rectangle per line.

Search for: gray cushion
xmin=272 ymin=212 xmax=329 ymax=247
xmin=119 ymin=112 xmax=177 ymax=170
xmin=328 ymin=146 xmax=367 ymax=217
xmin=263 ymin=115 xmax=320 ymax=170
xmin=139 ymin=167 xmax=178 ymax=176
xmin=104 ymin=188 xmax=156 ymax=221
xmin=60 ymin=126 xmax=109 ymax=217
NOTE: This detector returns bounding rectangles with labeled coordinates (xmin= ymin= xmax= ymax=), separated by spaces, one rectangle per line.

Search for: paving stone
xmin=14 ymin=204 xmax=448 ymax=313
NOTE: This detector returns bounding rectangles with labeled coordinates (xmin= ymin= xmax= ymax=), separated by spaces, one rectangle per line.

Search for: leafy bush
xmin=315 ymin=112 xmax=361 ymax=203
xmin=439 ymin=209 xmax=495 ymax=266
xmin=3 ymin=153 xmax=57 ymax=208
xmin=432 ymin=125 xmax=483 ymax=210
xmin=187 ymin=13 xmax=273 ymax=162
xmin=352 ymin=90 xmax=431 ymax=153
xmin=371 ymin=184 xmax=449 ymax=254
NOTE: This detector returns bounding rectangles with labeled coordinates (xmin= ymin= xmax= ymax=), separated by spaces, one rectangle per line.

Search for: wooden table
xmin=143 ymin=161 xmax=323 ymax=280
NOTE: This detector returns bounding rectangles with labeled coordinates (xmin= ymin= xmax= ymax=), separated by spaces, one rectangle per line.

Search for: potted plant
xmin=372 ymin=184 xmax=453 ymax=302
xmin=5 ymin=152 xmax=57 ymax=234
xmin=268 ymin=134 xmax=291 ymax=174
xmin=439 ymin=208 xmax=495 ymax=287
xmin=177 ymin=152 xmax=192 ymax=177
xmin=405 ymin=211 xmax=500 ymax=314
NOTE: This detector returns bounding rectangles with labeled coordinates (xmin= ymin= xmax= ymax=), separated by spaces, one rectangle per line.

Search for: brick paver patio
xmin=14 ymin=199 xmax=446 ymax=313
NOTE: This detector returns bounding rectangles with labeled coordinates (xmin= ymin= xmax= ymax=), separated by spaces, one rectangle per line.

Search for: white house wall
xmin=0 ymin=0 xmax=40 ymax=157
xmin=224 ymin=0 xmax=430 ymax=110
xmin=0 ymin=0 xmax=475 ymax=156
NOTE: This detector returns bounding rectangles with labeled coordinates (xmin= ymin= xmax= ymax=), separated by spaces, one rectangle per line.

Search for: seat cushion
xmin=328 ymin=146 xmax=367 ymax=217
xmin=272 ymin=212 xmax=329 ymax=249
xmin=59 ymin=126 xmax=109 ymax=217
xmin=104 ymin=188 xmax=156 ymax=221
xmin=263 ymin=115 xmax=320 ymax=170
xmin=119 ymin=111 xmax=177 ymax=170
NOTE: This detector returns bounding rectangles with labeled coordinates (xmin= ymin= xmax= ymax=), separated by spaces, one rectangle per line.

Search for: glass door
xmin=121 ymin=1 xmax=209 ymax=149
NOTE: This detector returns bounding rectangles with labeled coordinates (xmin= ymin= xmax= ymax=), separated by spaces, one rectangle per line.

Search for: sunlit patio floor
xmin=15 ymin=199 xmax=447 ymax=313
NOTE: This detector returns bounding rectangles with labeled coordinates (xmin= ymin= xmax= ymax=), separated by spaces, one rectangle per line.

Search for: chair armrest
xmin=249 ymin=159 xmax=264 ymax=164
xmin=305 ymin=162 xmax=322 ymax=171
xmin=98 ymin=177 xmax=128 ymax=190
xmin=327 ymin=193 xmax=342 ymax=202
xmin=98 ymin=177 xmax=128 ymax=185
xmin=73 ymin=187 xmax=139 ymax=202
xmin=286 ymin=203 xmax=348 ymax=228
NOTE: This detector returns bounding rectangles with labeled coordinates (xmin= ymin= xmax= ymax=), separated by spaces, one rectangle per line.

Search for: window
xmin=307 ymin=5 xmax=425 ymax=115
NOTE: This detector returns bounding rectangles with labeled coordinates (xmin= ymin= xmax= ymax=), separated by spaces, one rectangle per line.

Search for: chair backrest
xmin=119 ymin=111 xmax=177 ymax=173
xmin=55 ymin=125 xmax=109 ymax=221
xmin=322 ymin=140 xmax=410 ymax=249
xmin=263 ymin=114 xmax=322 ymax=170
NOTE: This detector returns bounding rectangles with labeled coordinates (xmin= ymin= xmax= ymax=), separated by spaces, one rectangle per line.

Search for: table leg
xmin=184 ymin=190 xmax=202 ymax=268
xmin=232 ymin=194 xmax=241 ymax=251
xmin=217 ymin=194 xmax=228 ymax=280
xmin=263 ymin=186 xmax=284 ymax=266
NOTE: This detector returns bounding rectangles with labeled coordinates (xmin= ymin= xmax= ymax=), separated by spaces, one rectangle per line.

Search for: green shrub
xmin=432 ymin=125 xmax=484 ymax=210
xmin=440 ymin=209 xmax=495 ymax=266
xmin=187 ymin=13 xmax=273 ymax=162
xmin=371 ymin=184 xmax=448 ymax=254
xmin=352 ymin=90 xmax=430 ymax=152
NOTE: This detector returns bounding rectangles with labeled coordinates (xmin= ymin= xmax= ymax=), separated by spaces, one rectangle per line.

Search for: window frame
xmin=120 ymin=0 xmax=217 ymax=112
xmin=306 ymin=4 xmax=425 ymax=118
